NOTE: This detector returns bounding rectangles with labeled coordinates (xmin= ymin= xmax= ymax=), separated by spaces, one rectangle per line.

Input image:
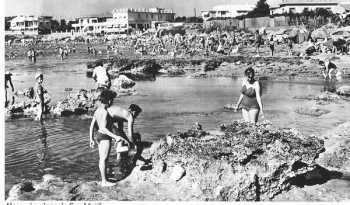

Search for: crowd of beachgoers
xmin=5 ymin=22 xmax=350 ymax=199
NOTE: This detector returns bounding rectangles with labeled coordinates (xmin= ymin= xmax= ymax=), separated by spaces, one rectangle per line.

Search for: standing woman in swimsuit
xmin=89 ymin=89 xmax=130 ymax=187
xmin=234 ymin=67 xmax=264 ymax=123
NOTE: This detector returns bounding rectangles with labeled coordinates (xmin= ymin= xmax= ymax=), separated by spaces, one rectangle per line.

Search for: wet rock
xmin=149 ymin=121 xmax=325 ymax=201
xmin=111 ymin=75 xmax=136 ymax=96
xmin=178 ymin=123 xmax=208 ymax=139
xmin=203 ymin=60 xmax=222 ymax=72
xmin=6 ymin=89 xmax=51 ymax=117
xmin=166 ymin=135 xmax=175 ymax=146
xmin=51 ymin=89 xmax=100 ymax=116
xmin=295 ymin=106 xmax=330 ymax=117
xmin=170 ymin=164 xmax=186 ymax=181
xmin=315 ymin=92 xmax=341 ymax=102
xmin=224 ymin=104 xmax=236 ymax=110
xmin=189 ymin=71 xmax=207 ymax=78
xmin=7 ymin=121 xmax=327 ymax=201
xmin=336 ymin=85 xmax=350 ymax=97
xmin=166 ymin=66 xmax=185 ymax=76
xmin=42 ymin=174 xmax=62 ymax=183
xmin=7 ymin=182 xmax=35 ymax=201
xmin=112 ymin=75 xmax=135 ymax=89
xmin=317 ymin=121 xmax=350 ymax=172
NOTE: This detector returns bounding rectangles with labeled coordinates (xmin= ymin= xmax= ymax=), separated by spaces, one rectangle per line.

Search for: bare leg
xmin=5 ymin=88 xmax=8 ymax=107
xmin=328 ymin=68 xmax=335 ymax=79
xmin=36 ymin=103 xmax=44 ymax=121
xmin=249 ymin=109 xmax=260 ymax=123
xmin=242 ymin=109 xmax=250 ymax=122
xmin=98 ymin=140 xmax=115 ymax=187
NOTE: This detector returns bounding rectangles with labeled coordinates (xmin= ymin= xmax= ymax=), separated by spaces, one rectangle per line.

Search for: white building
xmin=72 ymin=17 xmax=122 ymax=34
xmin=10 ymin=15 xmax=53 ymax=35
xmin=112 ymin=8 xmax=175 ymax=30
xmin=72 ymin=8 xmax=175 ymax=34
xmin=201 ymin=4 xmax=255 ymax=21
xmin=270 ymin=0 xmax=350 ymax=15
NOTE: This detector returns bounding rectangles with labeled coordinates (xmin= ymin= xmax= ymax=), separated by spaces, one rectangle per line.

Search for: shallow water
xmin=5 ymin=53 xmax=350 ymax=196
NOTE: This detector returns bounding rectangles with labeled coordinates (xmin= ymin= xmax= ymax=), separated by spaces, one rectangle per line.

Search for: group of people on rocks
xmin=5 ymin=26 xmax=347 ymax=187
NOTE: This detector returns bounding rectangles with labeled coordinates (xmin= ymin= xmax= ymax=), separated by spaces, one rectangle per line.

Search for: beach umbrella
xmin=311 ymin=28 xmax=329 ymax=40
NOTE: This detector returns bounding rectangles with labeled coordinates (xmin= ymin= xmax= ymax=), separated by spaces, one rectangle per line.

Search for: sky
xmin=4 ymin=0 xmax=280 ymax=19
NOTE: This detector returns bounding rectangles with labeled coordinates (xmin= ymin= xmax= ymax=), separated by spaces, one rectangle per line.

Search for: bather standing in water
xmin=321 ymin=59 xmax=337 ymax=80
xmin=89 ymin=90 xmax=131 ymax=187
xmin=35 ymin=73 xmax=46 ymax=121
xmin=92 ymin=62 xmax=111 ymax=89
xmin=5 ymin=71 xmax=14 ymax=107
xmin=234 ymin=67 xmax=264 ymax=123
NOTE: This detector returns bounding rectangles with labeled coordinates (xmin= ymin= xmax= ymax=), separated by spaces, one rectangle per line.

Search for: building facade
xmin=270 ymin=0 xmax=349 ymax=15
xmin=10 ymin=15 xmax=53 ymax=35
xmin=72 ymin=8 xmax=175 ymax=34
xmin=201 ymin=4 xmax=255 ymax=21
xmin=112 ymin=8 xmax=175 ymax=30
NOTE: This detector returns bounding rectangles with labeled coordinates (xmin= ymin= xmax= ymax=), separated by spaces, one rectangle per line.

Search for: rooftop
xmin=279 ymin=0 xmax=341 ymax=4
xmin=112 ymin=8 xmax=174 ymax=14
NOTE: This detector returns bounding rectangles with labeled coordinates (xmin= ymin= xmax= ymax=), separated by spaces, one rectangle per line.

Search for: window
xmin=289 ymin=8 xmax=296 ymax=13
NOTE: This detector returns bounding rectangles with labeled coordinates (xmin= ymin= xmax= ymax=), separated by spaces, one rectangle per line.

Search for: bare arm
xmin=255 ymin=82 xmax=264 ymax=115
xmin=127 ymin=114 xmax=134 ymax=143
xmin=9 ymin=79 xmax=14 ymax=91
xmin=235 ymin=79 xmax=245 ymax=109
xmin=89 ymin=117 xmax=96 ymax=147
xmin=99 ymin=111 xmax=130 ymax=144
xmin=235 ymin=94 xmax=244 ymax=109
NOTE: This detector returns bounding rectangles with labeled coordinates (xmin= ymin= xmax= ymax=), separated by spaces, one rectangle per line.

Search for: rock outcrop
xmin=336 ymin=85 xmax=350 ymax=97
xmin=295 ymin=106 xmax=330 ymax=117
xmin=317 ymin=121 xmax=350 ymax=172
xmin=7 ymin=121 xmax=328 ymax=201
xmin=51 ymin=89 xmax=100 ymax=117
xmin=6 ymin=88 xmax=51 ymax=118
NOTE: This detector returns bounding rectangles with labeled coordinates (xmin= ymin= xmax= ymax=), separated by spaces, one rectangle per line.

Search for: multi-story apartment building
xmin=72 ymin=7 xmax=175 ymax=34
xmin=10 ymin=15 xmax=53 ymax=35
xmin=270 ymin=0 xmax=350 ymax=15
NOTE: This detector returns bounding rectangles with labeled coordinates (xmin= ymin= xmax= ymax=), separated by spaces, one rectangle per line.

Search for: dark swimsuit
xmin=241 ymin=84 xmax=259 ymax=110
xmin=95 ymin=110 xmax=114 ymax=143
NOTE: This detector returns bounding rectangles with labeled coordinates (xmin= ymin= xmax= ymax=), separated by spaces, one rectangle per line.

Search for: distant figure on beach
xmin=5 ymin=71 xmax=14 ymax=107
xmin=234 ymin=67 xmax=264 ymax=123
xmin=269 ymin=35 xmax=275 ymax=56
xmin=35 ymin=73 xmax=46 ymax=121
xmin=320 ymin=59 xmax=337 ymax=80
xmin=89 ymin=89 xmax=131 ymax=187
xmin=254 ymin=30 xmax=262 ymax=57
xmin=92 ymin=62 xmax=111 ymax=89
xmin=287 ymin=38 xmax=293 ymax=56
xmin=58 ymin=47 xmax=64 ymax=60
xmin=27 ymin=48 xmax=36 ymax=62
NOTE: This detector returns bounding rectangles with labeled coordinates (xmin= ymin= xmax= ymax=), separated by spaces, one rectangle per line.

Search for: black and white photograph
xmin=3 ymin=0 xmax=350 ymax=202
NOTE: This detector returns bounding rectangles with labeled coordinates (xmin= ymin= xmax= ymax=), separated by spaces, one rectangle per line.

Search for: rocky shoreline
xmin=6 ymin=120 xmax=350 ymax=201
xmin=86 ymin=55 xmax=350 ymax=81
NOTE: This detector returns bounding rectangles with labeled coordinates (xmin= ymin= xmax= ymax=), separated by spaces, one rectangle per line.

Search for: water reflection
xmin=37 ymin=121 xmax=48 ymax=165
xmin=323 ymin=79 xmax=337 ymax=93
